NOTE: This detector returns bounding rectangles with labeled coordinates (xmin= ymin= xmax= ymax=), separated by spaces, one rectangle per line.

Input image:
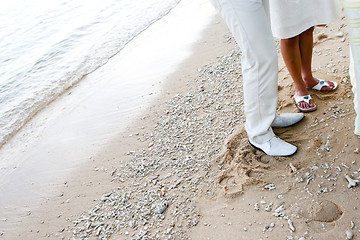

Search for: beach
xmin=1 ymin=1 xmax=360 ymax=240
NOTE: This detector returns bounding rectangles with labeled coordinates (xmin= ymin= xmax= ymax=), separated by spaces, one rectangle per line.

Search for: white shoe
xmin=271 ymin=113 xmax=304 ymax=128
xmin=250 ymin=136 xmax=297 ymax=156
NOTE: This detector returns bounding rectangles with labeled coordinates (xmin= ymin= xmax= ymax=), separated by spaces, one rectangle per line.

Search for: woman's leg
xmin=299 ymin=27 xmax=336 ymax=90
xmin=281 ymin=35 xmax=315 ymax=110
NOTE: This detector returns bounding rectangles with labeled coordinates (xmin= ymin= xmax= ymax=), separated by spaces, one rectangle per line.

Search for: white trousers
xmin=209 ymin=0 xmax=278 ymax=144
xmin=344 ymin=0 xmax=360 ymax=136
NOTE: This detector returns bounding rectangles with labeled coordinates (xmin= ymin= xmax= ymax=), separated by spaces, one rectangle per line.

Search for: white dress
xmin=344 ymin=0 xmax=360 ymax=135
xmin=269 ymin=0 xmax=341 ymax=39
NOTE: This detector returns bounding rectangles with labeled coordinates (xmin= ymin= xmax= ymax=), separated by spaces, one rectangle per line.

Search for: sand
xmin=1 ymin=3 xmax=360 ymax=240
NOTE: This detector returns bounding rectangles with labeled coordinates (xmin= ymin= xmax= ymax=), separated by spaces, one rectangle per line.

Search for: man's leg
xmin=209 ymin=0 xmax=298 ymax=156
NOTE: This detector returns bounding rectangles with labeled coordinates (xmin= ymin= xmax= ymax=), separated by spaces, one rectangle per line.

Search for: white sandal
xmin=294 ymin=95 xmax=317 ymax=112
xmin=309 ymin=80 xmax=338 ymax=91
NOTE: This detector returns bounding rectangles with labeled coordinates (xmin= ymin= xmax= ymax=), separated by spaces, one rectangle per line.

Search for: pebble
xmin=157 ymin=201 xmax=168 ymax=214
xmin=335 ymin=32 xmax=344 ymax=37
xmin=346 ymin=230 xmax=353 ymax=239
xmin=264 ymin=203 xmax=273 ymax=212
xmin=264 ymin=184 xmax=276 ymax=191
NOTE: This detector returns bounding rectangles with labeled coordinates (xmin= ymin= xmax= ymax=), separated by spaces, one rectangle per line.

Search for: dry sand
xmin=1 ymin=7 xmax=360 ymax=240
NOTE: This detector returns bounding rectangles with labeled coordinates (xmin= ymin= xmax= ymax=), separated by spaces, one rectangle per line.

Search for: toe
xmin=299 ymin=101 xmax=309 ymax=109
xmin=321 ymin=81 xmax=336 ymax=91
xmin=309 ymin=99 xmax=315 ymax=108
xmin=298 ymin=99 xmax=315 ymax=109
xmin=327 ymin=81 xmax=336 ymax=89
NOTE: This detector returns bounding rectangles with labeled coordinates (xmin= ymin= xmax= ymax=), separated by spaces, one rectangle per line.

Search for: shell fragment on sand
xmin=345 ymin=175 xmax=359 ymax=188
xmin=287 ymin=218 xmax=295 ymax=232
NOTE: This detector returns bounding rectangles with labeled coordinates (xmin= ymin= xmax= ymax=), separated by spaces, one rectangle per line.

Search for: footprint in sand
xmin=308 ymin=200 xmax=343 ymax=222
xmin=296 ymin=199 xmax=343 ymax=233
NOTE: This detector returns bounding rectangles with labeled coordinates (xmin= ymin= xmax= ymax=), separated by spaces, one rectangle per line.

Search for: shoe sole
xmin=297 ymin=105 xmax=317 ymax=113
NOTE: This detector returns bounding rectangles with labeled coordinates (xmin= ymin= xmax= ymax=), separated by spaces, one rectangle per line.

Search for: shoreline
xmin=2 ymin=3 xmax=360 ymax=240
xmin=0 ymin=0 xmax=182 ymax=151
xmin=0 ymin=0 xmax=225 ymax=238
xmin=16 ymin=14 xmax=237 ymax=237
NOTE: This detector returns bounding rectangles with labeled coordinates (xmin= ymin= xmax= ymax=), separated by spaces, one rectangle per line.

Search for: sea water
xmin=0 ymin=0 xmax=217 ymax=231
xmin=0 ymin=0 xmax=180 ymax=148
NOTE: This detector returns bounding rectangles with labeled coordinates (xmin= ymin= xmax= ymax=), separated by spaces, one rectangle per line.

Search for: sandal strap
xmin=294 ymin=95 xmax=312 ymax=104
xmin=312 ymin=80 xmax=331 ymax=91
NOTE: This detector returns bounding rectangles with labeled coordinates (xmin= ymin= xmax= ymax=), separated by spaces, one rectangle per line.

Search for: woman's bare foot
xmin=294 ymin=95 xmax=317 ymax=112
xmin=294 ymin=88 xmax=315 ymax=110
